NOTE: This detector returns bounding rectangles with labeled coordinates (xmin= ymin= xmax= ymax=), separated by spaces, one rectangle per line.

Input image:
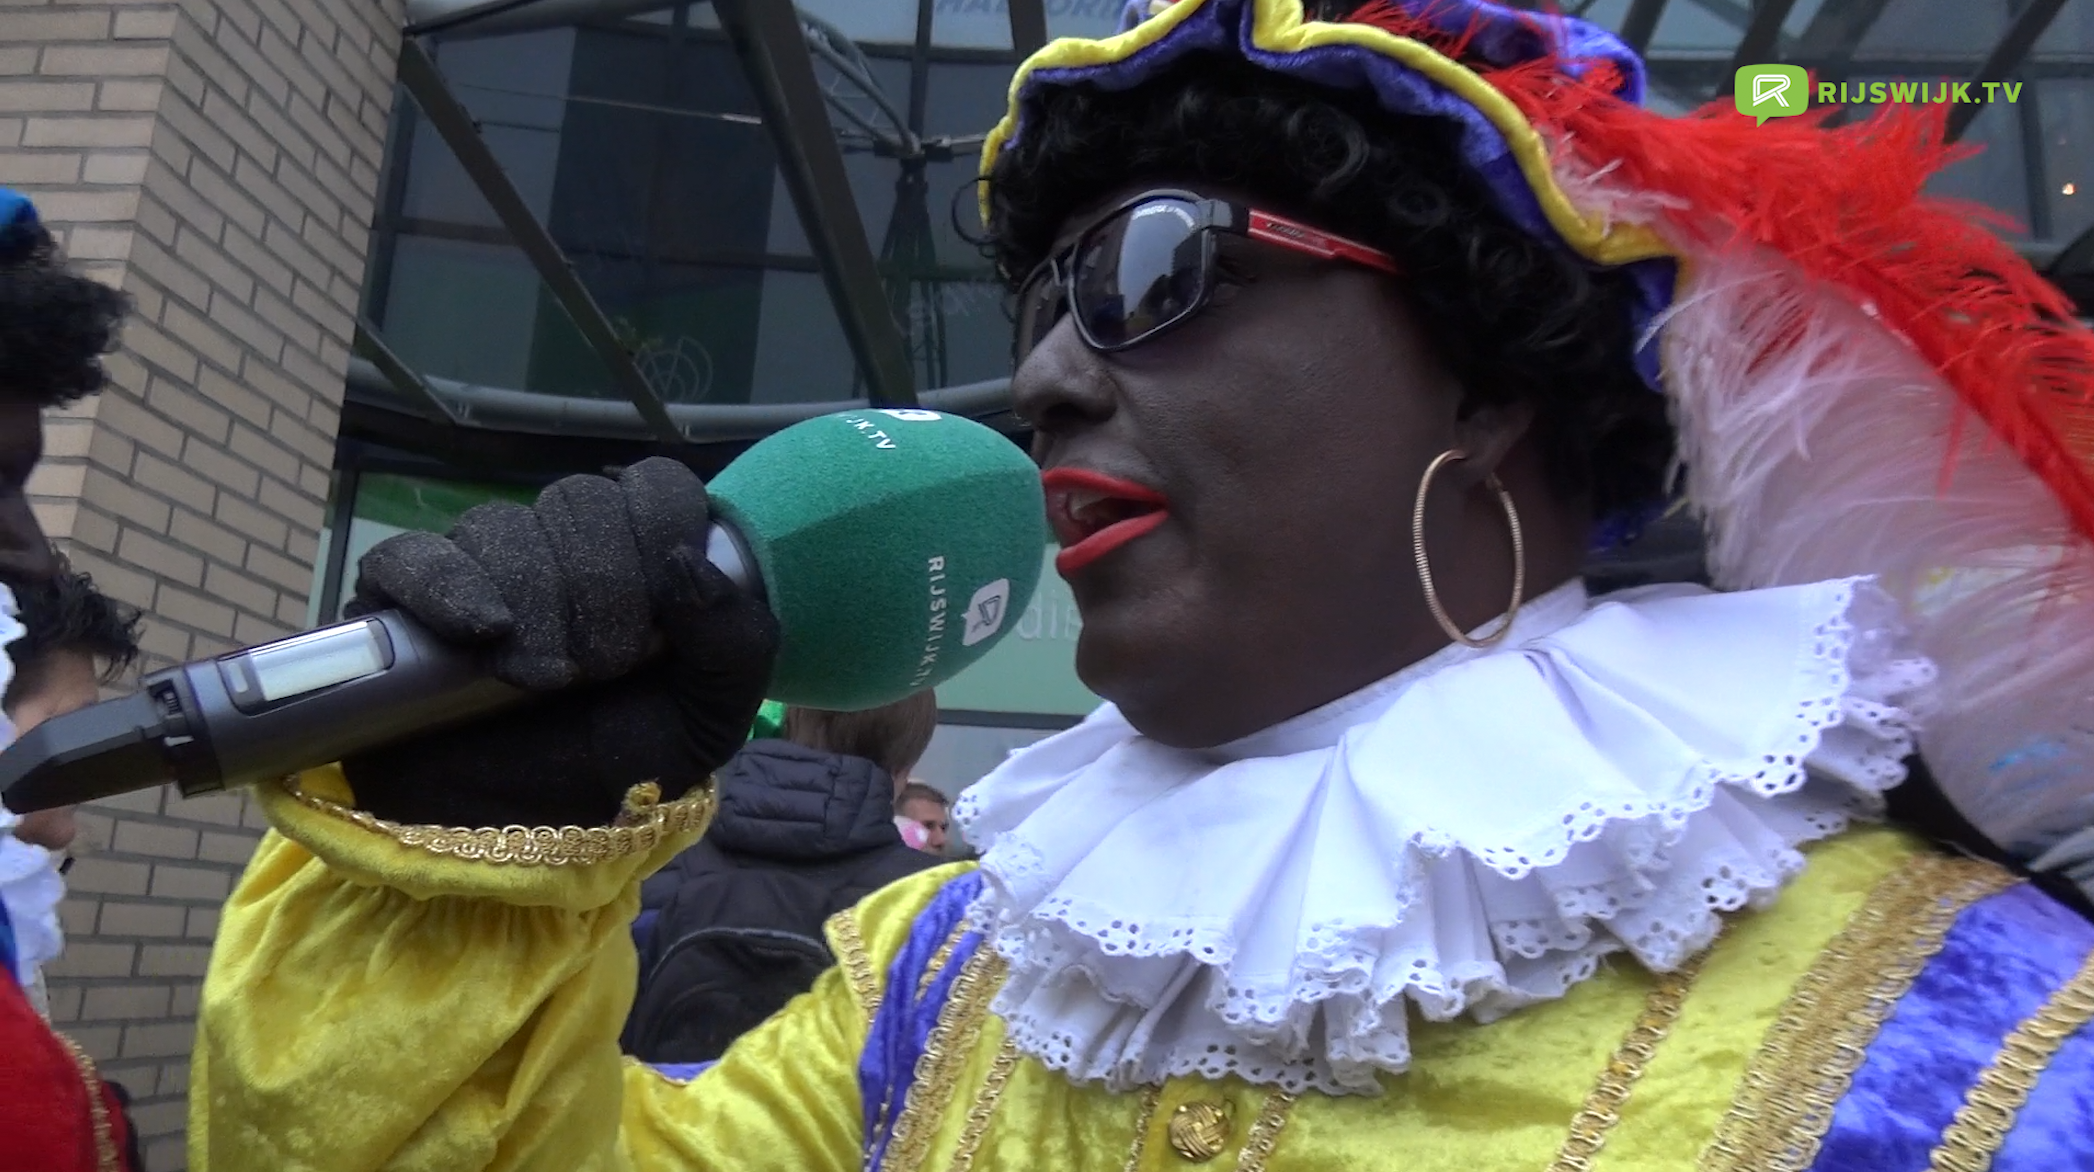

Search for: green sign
xmin=932 ymin=545 xmax=1098 ymax=718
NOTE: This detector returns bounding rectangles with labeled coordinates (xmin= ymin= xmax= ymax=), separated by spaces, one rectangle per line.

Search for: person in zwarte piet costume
xmin=191 ymin=2 xmax=2094 ymax=1169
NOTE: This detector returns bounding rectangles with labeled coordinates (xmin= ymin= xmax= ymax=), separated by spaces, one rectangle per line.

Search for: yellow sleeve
xmin=192 ymin=766 xmax=961 ymax=1172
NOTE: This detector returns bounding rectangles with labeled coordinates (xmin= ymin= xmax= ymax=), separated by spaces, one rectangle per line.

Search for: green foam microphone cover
xmin=706 ymin=409 xmax=1047 ymax=711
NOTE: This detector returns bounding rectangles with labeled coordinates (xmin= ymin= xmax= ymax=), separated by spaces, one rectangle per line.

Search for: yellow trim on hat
xmin=979 ymin=0 xmax=1675 ymax=270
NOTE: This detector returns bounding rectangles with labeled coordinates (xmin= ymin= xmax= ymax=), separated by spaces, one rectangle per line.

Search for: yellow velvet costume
xmin=191 ymin=767 xmax=2032 ymax=1172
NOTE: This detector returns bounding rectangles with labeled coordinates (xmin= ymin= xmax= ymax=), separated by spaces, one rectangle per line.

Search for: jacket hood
xmin=706 ymin=739 xmax=909 ymax=862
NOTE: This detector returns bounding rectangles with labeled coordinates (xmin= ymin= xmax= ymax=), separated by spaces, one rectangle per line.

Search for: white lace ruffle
xmin=953 ymin=577 xmax=1934 ymax=1095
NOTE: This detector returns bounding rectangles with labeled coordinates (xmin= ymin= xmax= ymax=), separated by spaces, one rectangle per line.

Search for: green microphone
xmin=707 ymin=408 xmax=1047 ymax=710
xmin=0 ymin=409 xmax=1046 ymax=812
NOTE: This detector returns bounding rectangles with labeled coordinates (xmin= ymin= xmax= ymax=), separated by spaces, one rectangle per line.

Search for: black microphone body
xmin=0 ymin=523 xmax=758 ymax=814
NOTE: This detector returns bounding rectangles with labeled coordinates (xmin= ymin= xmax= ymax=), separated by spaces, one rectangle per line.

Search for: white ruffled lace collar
xmin=952 ymin=577 xmax=1936 ymax=1096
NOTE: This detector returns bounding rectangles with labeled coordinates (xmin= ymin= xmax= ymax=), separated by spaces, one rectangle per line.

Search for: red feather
xmin=1342 ymin=1 xmax=2094 ymax=542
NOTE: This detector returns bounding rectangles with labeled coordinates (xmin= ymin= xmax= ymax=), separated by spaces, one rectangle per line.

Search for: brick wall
xmin=1 ymin=0 xmax=405 ymax=1167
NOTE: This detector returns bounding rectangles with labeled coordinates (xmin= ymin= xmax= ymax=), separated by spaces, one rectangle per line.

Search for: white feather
xmin=1549 ymin=150 xmax=2094 ymax=856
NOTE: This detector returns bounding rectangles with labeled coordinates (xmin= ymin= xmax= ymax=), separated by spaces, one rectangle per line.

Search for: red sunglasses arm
xmin=1244 ymin=209 xmax=1402 ymax=275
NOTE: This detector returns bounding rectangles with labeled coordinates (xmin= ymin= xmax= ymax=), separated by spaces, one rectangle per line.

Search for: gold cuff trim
xmin=918 ymin=926 xmax=966 ymax=1001
xmin=1233 ymin=1090 xmax=1297 ymax=1172
xmin=878 ymin=945 xmax=1009 ymax=1172
xmin=830 ymin=908 xmax=882 ymax=1022
xmin=57 ymin=1033 xmax=120 ymax=1172
xmin=945 ymin=1038 xmax=1021 ymax=1172
xmin=1551 ymin=949 xmax=1711 ymax=1171
xmin=1698 ymin=854 xmax=2018 ymax=1172
xmin=1927 ymin=948 xmax=2094 ymax=1172
xmin=283 ymin=777 xmax=716 ymax=866
xmin=1121 ymin=1086 xmax=1165 ymax=1172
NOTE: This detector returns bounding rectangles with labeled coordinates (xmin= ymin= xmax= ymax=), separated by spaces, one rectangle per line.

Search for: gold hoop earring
xmin=1411 ymin=448 xmax=1526 ymax=649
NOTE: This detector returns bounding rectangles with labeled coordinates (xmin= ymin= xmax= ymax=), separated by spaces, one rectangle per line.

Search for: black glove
xmin=338 ymin=458 xmax=778 ymax=828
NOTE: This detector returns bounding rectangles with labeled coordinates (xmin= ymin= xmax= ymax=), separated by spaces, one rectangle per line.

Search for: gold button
xmin=1167 ymin=1100 xmax=1233 ymax=1162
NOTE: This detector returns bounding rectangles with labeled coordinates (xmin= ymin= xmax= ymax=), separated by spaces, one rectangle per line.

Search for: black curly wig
xmin=0 ymin=216 xmax=131 ymax=409
xmin=4 ymin=554 xmax=144 ymax=707
xmin=983 ymin=49 xmax=1676 ymax=525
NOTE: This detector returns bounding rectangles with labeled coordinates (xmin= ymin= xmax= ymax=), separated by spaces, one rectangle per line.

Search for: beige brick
xmin=236 ymin=357 xmax=309 ymax=418
xmin=145 ymin=376 xmax=233 ymax=444
xmin=82 ymin=149 xmax=149 ymax=185
xmin=204 ymin=557 xmax=277 ymax=614
xmin=44 ymin=983 xmax=84 ymax=1024
xmin=0 ymin=46 xmax=35 ymax=76
xmin=100 ymin=901 xmax=188 ymax=937
xmin=46 ymin=942 xmax=135 ymax=979
xmin=96 ymin=78 xmax=163 ymax=112
xmin=170 ymin=982 xmax=200 ymax=1019
xmin=226 ymin=420 xmax=297 ymax=482
xmin=136 ymin=617 xmax=191 ymax=663
xmin=259 ymin=218 xmax=321 ymax=289
xmin=202 ymin=86 xmax=285 ymax=175
xmin=0 ymin=148 xmax=82 ymax=184
xmin=112 ymin=820 xmax=199 ymax=860
xmin=213 ymin=492 xmax=287 ymax=546
xmin=131 ymin=186 xmax=178 ymax=247
xmin=169 ymin=506 xmax=246 ymax=564
xmin=57 ymin=898 xmax=98 ymax=935
xmin=120 ymin=525 xmax=205 ymax=585
xmin=150 ymin=863 xmax=232 ymax=900
xmin=86 ymin=422 xmax=135 ymax=476
xmin=297 ymin=462 xmax=331 ymax=501
xmin=241 ymin=797 xmax=269 ymax=832
xmin=131 ymin=449 xmax=215 ymax=514
xmin=71 ymin=810 xmax=117 ymax=853
xmin=26 ymin=458 xmax=86 ymax=499
xmin=159 ymin=301 xmax=244 ymax=374
xmin=0 ymin=120 xmax=22 ymax=150
xmin=27 ymin=186 xmax=139 ymax=223
xmin=192 ymin=632 xmax=236 ymax=657
xmin=88 ymin=786 xmax=167 ymax=818
xmin=247 ymin=542 xmax=310 ymax=593
xmin=250 ymin=284 xmax=320 ymax=353
xmin=187 ymin=155 xmax=270 ymax=243
xmin=43 ymin=415 xmax=92 ymax=459
xmin=22 ymin=115 xmax=155 ymax=149
xmin=68 ymin=502 xmax=120 ymax=554
xmin=136 ymin=943 xmax=210 ymax=977
xmin=82 ymin=984 xmax=173 ymax=1021
xmin=207 ymin=293 xmax=283 ymax=364
xmin=157 ymin=583 xmax=236 ymax=637
xmin=233 ymin=608 xmax=289 ymax=644
xmin=198 ymin=829 xmax=259 ymax=865
xmin=172 ymin=225 xmax=255 ymax=304
xmin=0 ymin=80 xmax=96 ymax=111
xmin=121 ymin=319 xmax=201 ymax=384
xmin=151 ymin=85 xmax=236 ymax=174
xmin=65 ymin=223 xmax=132 ymax=262
xmin=165 ymin=787 xmax=244 ymax=828
xmin=113 ymin=7 xmax=179 ymax=40
xmin=284 ymin=525 xmax=318 ymax=565
xmin=93 ymin=389 xmax=184 ymax=460
xmin=66 ymin=857 xmax=151 ymax=896
xmin=120 ymin=1021 xmax=195 ymax=1060
xmin=221 ymin=222 xmax=294 ymax=296
xmin=186 ymin=906 xmax=220 ymax=938
xmin=182 ymin=436 xmax=260 ymax=496
xmin=8 ymin=11 xmax=112 ymax=42
xmin=144 ymin=1137 xmax=185 ymax=1171
xmin=67 ymin=1025 xmax=123 ymax=1063
xmin=41 ymin=45 xmax=171 ymax=78
xmin=276 ymin=590 xmax=308 ymax=625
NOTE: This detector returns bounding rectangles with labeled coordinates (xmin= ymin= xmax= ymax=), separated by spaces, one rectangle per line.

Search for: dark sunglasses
xmin=1014 ymin=190 xmax=1400 ymax=360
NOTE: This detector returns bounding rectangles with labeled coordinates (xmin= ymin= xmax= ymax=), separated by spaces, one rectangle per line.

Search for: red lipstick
xmin=1042 ymin=468 xmax=1170 ymax=576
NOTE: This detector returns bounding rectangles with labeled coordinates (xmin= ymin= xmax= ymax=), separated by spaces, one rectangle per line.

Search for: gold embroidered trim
xmin=1550 ymin=950 xmax=1711 ymax=1171
xmin=57 ymin=1033 xmax=120 ymax=1172
xmin=830 ymin=908 xmax=881 ymax=1021
xmin=1233 ymin=1090 xmax=1297 ymax=1172
xmin=1121 ymin=1086 xmax=1164 ymax=1172
xmin=918 ymin=927 xmax=965 ymax=1002
xmin=1697 ymin=854 xmax=2018 ymax=1172
xmin=878 ymin=945 xmax=1008 ymax=1172
xmin=1926 ymin=949 xmax=2094 ymax=1172
xmin=284 ymin=777 xmax=715 ymax=866
xmin=944 ymin=1038 xmax=1021 ymax=1172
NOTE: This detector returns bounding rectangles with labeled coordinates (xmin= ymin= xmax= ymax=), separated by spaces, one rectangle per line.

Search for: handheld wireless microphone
xmin=0 ymin=409 xmax=1047 ymax=814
